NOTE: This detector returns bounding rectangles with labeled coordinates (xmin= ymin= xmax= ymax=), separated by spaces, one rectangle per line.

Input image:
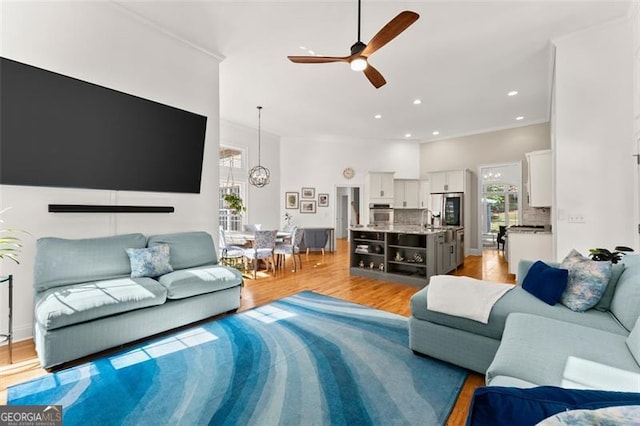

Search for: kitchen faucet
xmin=420 ymin=209 xmax=434 ymax=230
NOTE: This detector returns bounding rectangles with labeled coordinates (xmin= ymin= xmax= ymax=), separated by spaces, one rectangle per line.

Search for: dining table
xmin=225 ymin=230 xmax=292 ymax=247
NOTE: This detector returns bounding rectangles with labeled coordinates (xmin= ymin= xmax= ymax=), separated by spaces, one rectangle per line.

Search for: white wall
xmin=420 ymin=123 xmax=551 ymax=252
xmin=220 ymin=120 xmax=281 ymax=229
xmin=553 ymin=17 xmax=635 ymax=258
xmin=0 ymin=2 xmax=221 ymax=342
xmin=631 ymin=1 xmax=640 ymax=251
xmin=279 ymin=137 xmax=420 ymax=229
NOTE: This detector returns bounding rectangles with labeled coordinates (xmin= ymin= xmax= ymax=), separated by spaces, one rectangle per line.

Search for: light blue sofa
xmin=409 ymin=256 xmax=640 ymax=391
xmin=33 ymin=231 xmax=243 ymax=369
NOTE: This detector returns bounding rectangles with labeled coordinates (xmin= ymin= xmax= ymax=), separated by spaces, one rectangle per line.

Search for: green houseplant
xmin=223 ymin=193 xmax=246 ymax=215
xmin=588 ymin=247 xmax=623 ymax=264
xmin=0 ymin=207 xmax=26 ymax=264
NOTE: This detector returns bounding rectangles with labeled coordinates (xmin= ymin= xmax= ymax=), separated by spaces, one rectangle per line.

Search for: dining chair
xmin=243 ymin=229 xmax=277 ymax=279
xmin=497 ymin=226 xmax=507 ymax=251
xmin=274 ymin=227 xmax=304 ymax=272
xmin=218 ymin=226 xmax=245 ymax=266
xmin=303 ymin=228 xmax=328 ymax=255
xmin=244 ymin=224 xmax=262 ymax=232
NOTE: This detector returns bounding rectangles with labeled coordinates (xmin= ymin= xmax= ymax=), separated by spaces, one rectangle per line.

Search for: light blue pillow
xmin=126 ymin=244 xmax=173 ymax=278
xmin=467 ymin=386 xmax=640 ymax=426
xmin=538 ymin=405 xmax=640 ymax=425
xmin=560 ymin=249 xmax=611 ymax=312
xmin=626 ymin=317 xmax=640 ymax=367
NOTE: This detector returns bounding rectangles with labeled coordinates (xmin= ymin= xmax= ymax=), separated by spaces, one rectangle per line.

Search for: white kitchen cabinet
xmin=394 ymin=179 xmax=420 ymax=209
xmin=526 ymin=150 xmax=552 ymax=207
xmin=419 ymin=179 xmax=430 ymax=209
xmin=430 ymin=170 xmax=465 ymax=193
xmin=367 ymin=172 xmax=395 ymax=203
xmin=507 ymin=232 xmax=553 ymax=279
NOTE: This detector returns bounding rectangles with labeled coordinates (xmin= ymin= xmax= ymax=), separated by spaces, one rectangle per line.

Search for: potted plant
xmin=223 ymin=193 xmax=246 ymax=215
xmin=0 ymin=207 xmax=26 ymax=264
xmin=588 ymin=247 xmax=623 ymax=264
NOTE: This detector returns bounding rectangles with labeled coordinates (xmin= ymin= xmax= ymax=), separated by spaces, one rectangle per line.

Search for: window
xmin=219 ymin=183 xmax=244 ymax=231
xmin=483 ymin=183 xmax=519 ymax=234
xmin=219 ymin=146 xmax=246 ymax=232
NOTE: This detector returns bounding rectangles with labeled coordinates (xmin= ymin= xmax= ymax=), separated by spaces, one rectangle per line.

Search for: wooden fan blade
xmin=287 ymin=56 xmax=349 ymax=64
xmin=362 ymin=11 xmax=419 ymax=57
xmin=363 ymin=64 xmax=386 ymax=89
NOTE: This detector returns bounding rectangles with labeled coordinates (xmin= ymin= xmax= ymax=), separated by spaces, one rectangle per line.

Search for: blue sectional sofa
xmin=409 ymin=256 xmax=640 ymax=391
xmin=33 ymin=231 xmax=243 ymax=369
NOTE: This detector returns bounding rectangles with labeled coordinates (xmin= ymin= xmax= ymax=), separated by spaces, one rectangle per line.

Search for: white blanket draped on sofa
xmin=427 ymin=275 xmax=513 ymax=323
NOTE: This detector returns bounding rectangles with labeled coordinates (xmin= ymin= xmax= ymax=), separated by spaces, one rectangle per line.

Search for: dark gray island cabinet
xmin=350 ymin=226 xmax=443 ymax=287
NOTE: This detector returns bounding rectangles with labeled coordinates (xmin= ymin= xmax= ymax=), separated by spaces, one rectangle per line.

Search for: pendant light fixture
xmin=248 ymin=106 xmax=270 ymax=188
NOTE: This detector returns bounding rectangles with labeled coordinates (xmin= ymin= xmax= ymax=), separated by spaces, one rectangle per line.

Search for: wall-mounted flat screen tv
xmin=0 ymin=57 xmax=207 ymax=193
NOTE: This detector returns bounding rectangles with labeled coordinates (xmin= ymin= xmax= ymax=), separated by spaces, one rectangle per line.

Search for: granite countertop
xmin=350 ymin=225 xmax=452 ymax=235
xmin=507 ymin=226 xmax=552 ymax=234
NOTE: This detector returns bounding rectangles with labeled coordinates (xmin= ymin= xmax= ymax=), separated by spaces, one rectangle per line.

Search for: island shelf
xmin=350 ymin=227 xmax=439 ymax=286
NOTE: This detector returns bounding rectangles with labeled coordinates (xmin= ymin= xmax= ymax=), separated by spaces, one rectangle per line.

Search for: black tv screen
xmin=0 ymin=57 xmax=207 ymax=193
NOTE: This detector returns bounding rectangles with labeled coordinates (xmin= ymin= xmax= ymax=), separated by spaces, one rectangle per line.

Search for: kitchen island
xmin=350 ymin=225 xmax=451 ymax=286
xmin=506 ymin=226 xmax=553 ymax=280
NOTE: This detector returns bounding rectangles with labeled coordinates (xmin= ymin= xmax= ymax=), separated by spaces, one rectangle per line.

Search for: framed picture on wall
xmin=300 ymin=200 xmax=316 ymax=213
xmin=301 ymin=187 xmax=315 ymax=199
xmin=318 ymin=193 xmax=329 ymax=207
xmin=285 ymin=192 xmax=299 ymax=209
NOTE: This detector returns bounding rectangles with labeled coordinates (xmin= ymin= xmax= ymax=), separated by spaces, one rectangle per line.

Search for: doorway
xmin=477 ymin=163 xmax=522 ymax=249
xmin=335 ymin=186 xmax=361 ymax=240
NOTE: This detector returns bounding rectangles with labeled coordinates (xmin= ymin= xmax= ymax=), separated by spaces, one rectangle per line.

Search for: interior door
xmin=340 ymin=195 xmax=349 ymax=237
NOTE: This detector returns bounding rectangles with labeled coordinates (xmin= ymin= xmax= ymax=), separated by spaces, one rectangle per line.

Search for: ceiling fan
xmin=287 ymin=0 xmax=419 ymax=89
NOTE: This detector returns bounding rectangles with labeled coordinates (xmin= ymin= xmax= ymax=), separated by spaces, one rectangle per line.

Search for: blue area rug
xmin=9 ymin=291 xmax=467 ymax=425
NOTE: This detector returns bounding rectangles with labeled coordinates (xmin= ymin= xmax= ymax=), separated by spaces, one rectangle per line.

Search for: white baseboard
xmin=0 ymin=323 xmax=33 ymax=346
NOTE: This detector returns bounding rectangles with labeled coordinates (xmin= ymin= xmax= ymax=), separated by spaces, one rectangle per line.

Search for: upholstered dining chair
xmin=243 ymin=229 xmax=277 ymax=279
xmin=218 ymin=226 xmax=245 ymax=266
xmin=274 ymin=227 xmax=304 ymax=272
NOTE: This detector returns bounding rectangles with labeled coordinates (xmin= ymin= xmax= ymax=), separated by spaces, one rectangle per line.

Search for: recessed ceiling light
xmin=413 ymin=99 xmax=422 ymax=105
xmin=308 ymin=50 xmax=315 ymax=55
xmin=374 ymin=114 xmax=382 ymax=119
xmin=516 ymin=116 xmax=524 ymax=120
xmin=404 ymin=133 xmax=412 ymax=138
xmin=299 ymin=46 xmax=306 ymax=50
xmin=432 ymin=131 xmax=440 ymax=136
xmin=508 ymin=90 xmax=518 ymax=97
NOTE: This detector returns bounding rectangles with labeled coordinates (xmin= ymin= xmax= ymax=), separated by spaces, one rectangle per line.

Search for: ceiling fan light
xmin=350 ymin=57 xmax=368 ymax=71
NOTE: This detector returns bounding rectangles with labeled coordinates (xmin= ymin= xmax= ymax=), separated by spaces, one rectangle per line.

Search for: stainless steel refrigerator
xmin=430 ymin=193 xmax=463 ymax=227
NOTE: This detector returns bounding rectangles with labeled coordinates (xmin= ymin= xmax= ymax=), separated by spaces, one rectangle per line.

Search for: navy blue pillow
xmin=466 ymin=386 xmax=640 ymax=426
xmin=521 ymin=260 xmax=568 ymax=305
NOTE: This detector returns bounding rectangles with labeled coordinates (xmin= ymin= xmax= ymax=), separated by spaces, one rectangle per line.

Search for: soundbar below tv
xmin=0 ymin=57 xmax=207 ymax=194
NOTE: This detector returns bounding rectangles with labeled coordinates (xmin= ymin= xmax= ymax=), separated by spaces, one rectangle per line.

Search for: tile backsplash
xmin=522 ymin=207 xmax=551 ymax=226
xmin=394 ymin=207 xmax=551 ymax=227
xmin=394 ymin=209 xmax=423 ymax=225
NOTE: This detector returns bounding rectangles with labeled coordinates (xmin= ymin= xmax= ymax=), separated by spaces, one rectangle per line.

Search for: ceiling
xmin=118 ymin=1 xmax=630 ymax=142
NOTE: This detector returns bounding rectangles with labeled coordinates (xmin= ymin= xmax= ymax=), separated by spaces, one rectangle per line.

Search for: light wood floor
xmin=0 ymin=240 xmax=513 ymax=425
